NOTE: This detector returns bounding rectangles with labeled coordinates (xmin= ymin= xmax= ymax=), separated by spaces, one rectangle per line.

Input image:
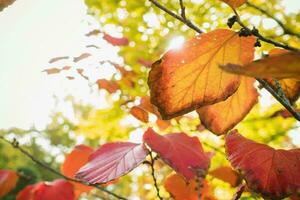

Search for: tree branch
xmin=246 ymin=2 xmax=300 ymax=39
xmin=149 ymin=0 xmax=203 ymax=34
xmin=0 ymin=135 xmax=128 ymax=200
xmin=148 ymin=0 xmax=300 ymax=121
xmin=232 ymin=9 xmax=300 ymax=52
xmin=149 ymin=152 xmax=163 ymax=200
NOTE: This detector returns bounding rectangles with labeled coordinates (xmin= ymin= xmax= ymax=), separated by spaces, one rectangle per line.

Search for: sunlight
xmin=167 ymin=36 xmax=185 ymax=51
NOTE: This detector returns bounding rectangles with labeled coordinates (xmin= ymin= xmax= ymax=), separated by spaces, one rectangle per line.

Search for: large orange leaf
xmin=143 ymin=128 xmax=211 ymax=180
xmin=0 ymin=169 xmax=19 ymax=197
xmin=266 ymin=49 xmax=300 ymax=103
xmin=209 ymin=166 xmax=240 ymax=187
xmin=61 ymin=145 xmax=94 ymax=198
xmin=148 ymin=29 xmax=255 ymax=119
xmin=197 ymin=77 xmax=258 ymax=135
xmin=225 ymin=130 xmax=300 ymax=199
xmin=164 ymin=173 xmax=215 ymax=200
xmin=76 ymin=142 xmax=149 ymax=184
xmin=221 ymin=52 xmax=300 ymax=79
xmin=220 ymin=0 xmax=246 ymax=8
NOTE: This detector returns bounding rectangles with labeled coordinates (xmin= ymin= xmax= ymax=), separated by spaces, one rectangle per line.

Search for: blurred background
xmin=1 ymin=0 xmax=300 ymax=199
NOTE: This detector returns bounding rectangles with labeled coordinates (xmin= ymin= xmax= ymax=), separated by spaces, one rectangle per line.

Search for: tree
xmin=1 ymin=0 xmax=300 ymax=199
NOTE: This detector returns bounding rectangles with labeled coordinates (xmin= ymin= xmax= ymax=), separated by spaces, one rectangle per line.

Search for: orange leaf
xmin=61 ymin=145 xmax=94 ymax=197
xmin=103 ymin=33 xmax=129 ymax=46
xmin=156 ymin=119 xmax=171 ymax=130
xmin=96 ymin=79 xmax=119 ymax=93
xmin=164 ymin=173 xmax=215 ymax=200
xmin=220 ymin=0 xmax=246 ymax=8
xmin=221 ymin=52 xmax=300 ymax=79
xmin=0 ymin=0 xmax=15 ymax=11
xmin=226 ymin=130 xmax=300 ymax=199
xmin=210 ymin=166 xmax=240 ymax=187
xmin=130 ymin=106 xmax=149 ymax=123
xmin=197 ymin=77 xmax=258 ymax=135
xmin=148 ymin=29 xmax=255 ymax=119
xmin=48 ymin=56 xmax=69 ymax=63
xmin=0 ymin=169 xmax=19 ymax=197
xmin=266 ymin=49 xmax=300 ymax=103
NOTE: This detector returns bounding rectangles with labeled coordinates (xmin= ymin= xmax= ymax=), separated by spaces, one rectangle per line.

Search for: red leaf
xmin=143 ymin=128 xmax=211 ymax=180
xmin=103 ymin=33 xmax=129 ymax=46
xmin=130 ymin=106 xmax=149 ymax=123
xmin=0 ymin=169 xmax=19 ymax=197
xmin=138 ymin=58 xmax=152 ymax=68
xmin=17 ymin=180 xmax=74 ymax=200
xmin=16 ymin=185 xmax=36 ymax=200
xmin=76 ymin=142 xmax=149 ymax=184
xmin=35 ymin=180 xmax=74 ymax=200
xmin=61 ymin=145 xmax=94 ymax=198
xmin=225 ymin=130 xmax=300 ymax=199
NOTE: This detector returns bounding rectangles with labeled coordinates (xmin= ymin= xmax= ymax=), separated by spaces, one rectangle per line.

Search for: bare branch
xmin=0 ymin=135 xmax=128 ymax=200
xmin=149 ymin=152 xmax=163 ymax=200
xmin=246 ymin=2 xmax=300 ymax=39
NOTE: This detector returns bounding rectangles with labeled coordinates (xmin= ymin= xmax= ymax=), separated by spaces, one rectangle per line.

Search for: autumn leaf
xmin=221 ymin=52 xmax=300 ymax=79
xmin=130 ymin=106 xmax=149 ymax=123
xmin=103 ymin=33 xmax=129 ymax=46
xmin=148 ymin=29 xmax=255 ymax=119
xmin=48 ymin=56 xmax=69 ymax=63
xmin=16 ymin=185 xmax=36 ymax=200
xmin=34 ymin=180 xmax=74 ymax=200
xmin=266 ymin=49 xmax=300 ymax=103
xmin=271 ymin=108 xmax=300 ymax=118
xmin=225 ymin=130 xmax=300 ymax=199
xmin=156 ymin=119 xmax=171 ymax=131
xmin=96 ymin=79 xmax=119 ymax=93
xmin=0 ymin=0 xmax=15 ymax=11
xmin=85 ymin=29 xmax=101 ymax=36
xmin=43 ymin=66 xmax=71 ymax=75
xmin=220 ymin=0 xmax=246 ymax=8
xmin=209 ymin=166 xmax=240 ymax=187
xmin=164 ymin=173 xmax=215 ymax=200
xmin=73 ymin=53 xmax=91 ymax=63
xmin=61 ymin=145 xmax=94 ymax=198
xmin=138 ymin=58 xmax=152 ymax=68
xmin=17 ymin=180 xmax=74 ymax=200
xmin=197 ymin=77 xmax=258 ymax=135
xmin=143 ymin=128 xmax=211 ymax=180
xmin=76 ymin=142 xmax=149 ymax=184
xmin=0 ymin=169 xmax=19 ymax=198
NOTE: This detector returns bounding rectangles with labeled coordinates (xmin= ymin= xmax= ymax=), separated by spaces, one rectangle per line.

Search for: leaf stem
xmin=0 ymin=135 xmax=128 ymax=200
xmin=149 ymin=151 xmax=163 ymax=200
xmin=232 ymin=183 xmax=246 ymax=200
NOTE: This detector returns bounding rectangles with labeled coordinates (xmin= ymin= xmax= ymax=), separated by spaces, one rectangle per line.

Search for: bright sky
xmin=0 ymin=0 xmax=299 ymax=130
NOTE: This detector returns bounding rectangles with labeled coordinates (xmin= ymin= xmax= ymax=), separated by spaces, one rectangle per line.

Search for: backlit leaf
xmin=34 ymin=180 xmax=74 ymax=200
xmin=221 ymin=52 xmax=300 ymax=79
xmin=164 ymin=173 xmax=214 ymax=200
xmin=0 ymin=169 xmax=19 ymax=197
xmin=148 ymin=29 xmax=255 ymax=119
xmin=225 ymin=130 xmax=300 ymax=199
xmin=76 ymin=142 xmax=149 ymax=184
xmin=210 ymin=166 xmax=240 ymax=187
xmin=220 ymin=0 xmax=246 ymax=8
xmin=130 ymin=106 xmax=149 ymax=123
xmin=197 ymin=77 xmax=258 ymax=135
xmin=73 ymin=53 xmax=91 ymax=63
xmin=61 ymin=145 xmax=94 ymax=198
xmin=143 ymin=128 xmax=211 ymax=180
xmin=103 ymin=33 xmax=129 ymax=46
xmin=266 ymin=49 xmax=300 ymax=103
xmin=16 ymin=185 xmax=36 ymax=200
xmin=96 ymin=79 xmax=119 ymax=93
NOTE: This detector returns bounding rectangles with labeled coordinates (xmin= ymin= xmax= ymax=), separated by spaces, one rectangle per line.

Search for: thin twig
xmin=149 ymin=152 xmax=163 ymax=200
xmin=179 ymin=0 xmax=186 ymax=20
xmin=258 ymin=79 xmax=300 ymax=121
xmin=232 ymin=9 xmax=300 ymax=51
xmin=232 ymin=183 xmax=246 ymax=200
xmin=148 ymin=0 xmax=300 ymax=121
xmin=0 ymin=136 xmax=128 ymax=200
xmin=149 ymin=0 xmax=203 ymax=34
xmin=246 ymin=2 xmax=300 ymax=39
